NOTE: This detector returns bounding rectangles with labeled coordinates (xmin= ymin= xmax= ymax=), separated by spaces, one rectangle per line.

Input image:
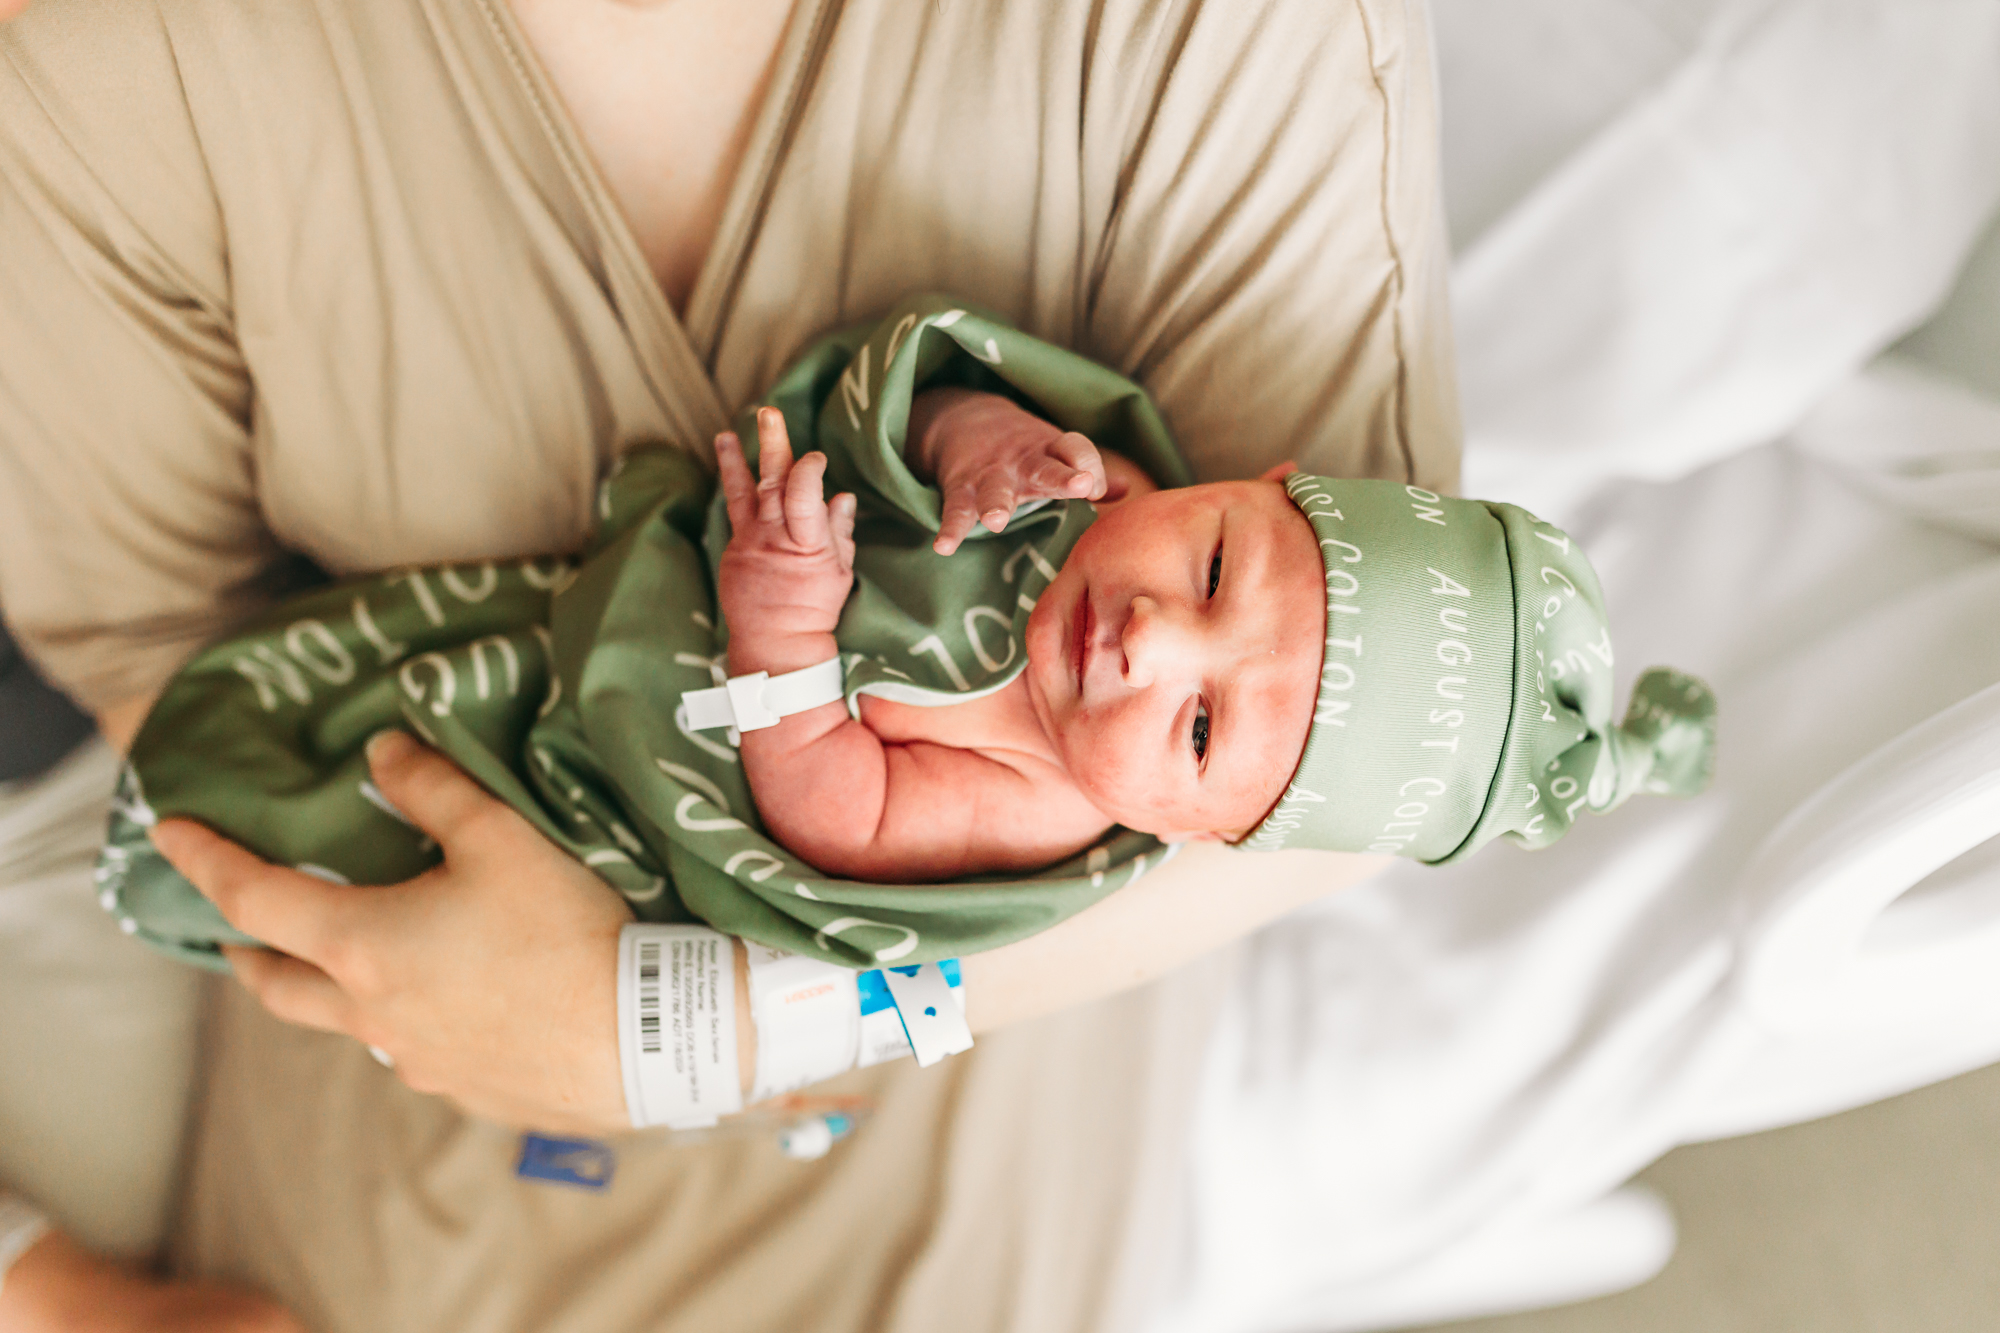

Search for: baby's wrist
xmin=725 ymin=629 xmax=840 ymax=679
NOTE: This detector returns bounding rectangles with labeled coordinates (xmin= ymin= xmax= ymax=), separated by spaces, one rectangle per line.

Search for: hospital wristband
xmin=616 ymin=924 xmax=745 ymax=1130
xmin=682 ymin=656 xmax=845 ymax=733
xmin=745 ymin=944 xmax=863 ymax=1103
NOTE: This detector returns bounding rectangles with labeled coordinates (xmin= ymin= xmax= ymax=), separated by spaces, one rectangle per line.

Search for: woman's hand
xmin=714 ymin=407 xmax=858 ymax=676
xmin=906 ymin=387 xmax=1107 ymax=555
xmin=148 ymin=731 xmax=635 ymax=1133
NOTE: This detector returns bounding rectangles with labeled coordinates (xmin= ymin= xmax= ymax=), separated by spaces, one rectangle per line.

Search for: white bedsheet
xmin=1153 ymin=2 xmax=2000 ymax=1328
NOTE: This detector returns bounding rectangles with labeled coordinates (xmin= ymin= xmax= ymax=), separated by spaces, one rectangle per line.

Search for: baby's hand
xmin=715 ymin=408 xmax=858 ymax=672
xmin=918 ymin=390 xmax=1107 ymax=555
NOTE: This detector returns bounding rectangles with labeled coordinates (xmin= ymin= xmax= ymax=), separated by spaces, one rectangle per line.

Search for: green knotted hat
xmin=1242 ymin=475 xmax=1716 ymax=863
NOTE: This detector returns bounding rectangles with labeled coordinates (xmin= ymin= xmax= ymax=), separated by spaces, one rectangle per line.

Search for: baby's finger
xmin=1028 ymin=457 xmax=1093 ymax=498
xmin=714 ymin=433 xmax=757 ymax=529
xmin=783 ymin=451 xmax=832 ymax=550
xmin=830 ymin=492 xmax=858 ymax=571
xmin=935 ymin=484 xmax=981 ymax=555
xmin=1052 ymin=432 xmax=1108 ymax=499
xmin=974 ymin=474 xmax=1016 ymax=534
xmin=754 ymin=407 xmax=794 ymax=526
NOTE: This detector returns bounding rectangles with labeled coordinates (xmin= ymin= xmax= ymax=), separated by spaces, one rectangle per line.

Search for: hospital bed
xmin=1152 ymin=2 xmax=2000 ymax=1328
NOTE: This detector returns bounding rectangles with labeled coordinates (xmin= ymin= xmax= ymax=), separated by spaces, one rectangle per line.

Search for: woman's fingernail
xmin=366 ymin=729 xmax=411 ymax=765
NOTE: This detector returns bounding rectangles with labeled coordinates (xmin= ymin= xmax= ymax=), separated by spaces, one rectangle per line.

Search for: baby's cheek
xmin=1066 ymin=728 xmax=1127 ymax=799
xmin=1070 ymin=737 xmax=1178 ymax=827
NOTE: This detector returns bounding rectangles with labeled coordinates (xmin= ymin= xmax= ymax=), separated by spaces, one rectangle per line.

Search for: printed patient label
xmin=617 ymin=925 xmax=744 ymax=1130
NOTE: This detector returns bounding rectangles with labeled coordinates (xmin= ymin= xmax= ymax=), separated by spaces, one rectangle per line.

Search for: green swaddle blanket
xmin=101 ymin=295 xmax=1188 ymax=970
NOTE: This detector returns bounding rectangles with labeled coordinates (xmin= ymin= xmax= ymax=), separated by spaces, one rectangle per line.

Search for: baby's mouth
xmin=1072 ymin=586 xmax=1093 ymax=696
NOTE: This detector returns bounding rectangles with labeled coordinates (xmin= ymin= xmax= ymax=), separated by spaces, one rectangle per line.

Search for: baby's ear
xmin=1259 ymin=461 xmax=1300 ymax=481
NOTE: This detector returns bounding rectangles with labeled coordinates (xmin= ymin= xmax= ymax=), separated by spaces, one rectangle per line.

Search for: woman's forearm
xmin=733 ymin=846 xmax=1383 ymax=1102
xmin=960 ymin=844 xmax=1388 ymax=1033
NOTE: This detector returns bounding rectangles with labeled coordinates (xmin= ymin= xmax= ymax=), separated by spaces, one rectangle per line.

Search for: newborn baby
xmin=98 ymin=294 xmax=1716 ymax=971
xmin=715 ymin=392 xmax=1322 ymax=882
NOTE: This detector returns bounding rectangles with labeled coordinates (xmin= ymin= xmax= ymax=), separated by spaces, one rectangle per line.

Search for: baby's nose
xmin=1119 ymin=596 xmax=1197 ymax=689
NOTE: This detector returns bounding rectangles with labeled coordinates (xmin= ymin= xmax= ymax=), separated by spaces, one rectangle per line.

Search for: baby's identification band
xmin=617 ymin=924 xmax=744 ymax=1130
xmin=683 ymin=657 xmax=844 ymax=733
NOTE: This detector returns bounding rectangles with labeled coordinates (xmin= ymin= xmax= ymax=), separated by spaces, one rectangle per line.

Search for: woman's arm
xmin=959 ymin=842 xmax=1385 ymax=1034
xmin=149 ymin=728 xmax=1384 ymax=1130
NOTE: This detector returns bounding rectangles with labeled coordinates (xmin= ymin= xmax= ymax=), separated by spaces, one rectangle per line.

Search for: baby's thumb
xmin=831 ymin=492 xmax=858 ymax=568
xmin=365 ymin=730 xmax=500 ymax=849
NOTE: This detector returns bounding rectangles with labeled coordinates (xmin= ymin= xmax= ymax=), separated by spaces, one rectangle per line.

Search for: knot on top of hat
xmin=1610 ymin=666 xmax=1718 ymax=801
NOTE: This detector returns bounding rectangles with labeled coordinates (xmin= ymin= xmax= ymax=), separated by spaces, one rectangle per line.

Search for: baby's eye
xmin=1206 ymin=551 xmax=1222 ymax=597
xmin=1192 ymin=701 xmax=1210 ymax=761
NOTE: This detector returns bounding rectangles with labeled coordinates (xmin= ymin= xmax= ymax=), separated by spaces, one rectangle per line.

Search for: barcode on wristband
xmin=639 ymin=940 xmax=662 ymax=1055
xmin=619 ymin=925 xmax=744 ymax=1130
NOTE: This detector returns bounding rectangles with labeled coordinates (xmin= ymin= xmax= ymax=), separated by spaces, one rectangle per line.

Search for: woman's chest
xmin=507 ymin=0 xmax=797 ymax=312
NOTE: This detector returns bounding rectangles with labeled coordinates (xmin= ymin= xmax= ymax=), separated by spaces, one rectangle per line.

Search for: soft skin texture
xmin=718 ymin=393 xmax=1326 ymax=881
xmin=1023 ymin=465 xmax=1325 ymax=842
xmin=905 ymin=386 xmax=1110 ymax=554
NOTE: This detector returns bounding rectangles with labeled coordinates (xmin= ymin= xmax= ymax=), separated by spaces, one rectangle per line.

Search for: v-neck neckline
xmin=466 ymin=0 xmax=838 ymax=443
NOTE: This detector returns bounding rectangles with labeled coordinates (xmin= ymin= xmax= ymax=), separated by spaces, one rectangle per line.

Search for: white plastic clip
xmin=877 ymin=962 xmax=974 ymax=1068
xmin=683 ymin=657 xmax=845 ymax=733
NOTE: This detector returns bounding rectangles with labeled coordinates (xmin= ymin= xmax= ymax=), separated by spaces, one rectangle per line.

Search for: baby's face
xmin=1023 ymin=477 xmax=1325 ymax=841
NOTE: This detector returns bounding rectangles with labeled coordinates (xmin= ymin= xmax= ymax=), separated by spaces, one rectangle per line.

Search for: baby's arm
xmin=715 ymin=409 xmax=1088 ymax=882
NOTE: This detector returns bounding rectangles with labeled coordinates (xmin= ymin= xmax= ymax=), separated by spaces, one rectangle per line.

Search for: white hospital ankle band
xmin=745 ymin=944 xmax=862 ymax=1103
xmin=617 ymin=924 xmax=744 ymax=1130
xmin=0 ymin=1193 xmax=52 ymax=1300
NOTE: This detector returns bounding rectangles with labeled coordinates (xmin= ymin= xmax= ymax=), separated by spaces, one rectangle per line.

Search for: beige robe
xmin=0 ymin=0 xmax=1458 ymax=1327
